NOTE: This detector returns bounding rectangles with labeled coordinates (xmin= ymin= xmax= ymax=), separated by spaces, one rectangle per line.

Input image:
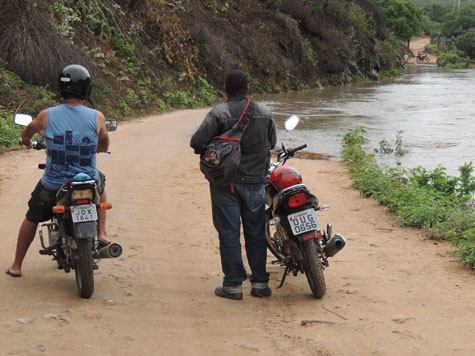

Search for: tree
xmin=455 ymin=28 xmax=475 ymax=58
xmin=442 ymin=4 xmax=475 ymax=38
xmin=374 ymin=0 xmax=424 ymax=48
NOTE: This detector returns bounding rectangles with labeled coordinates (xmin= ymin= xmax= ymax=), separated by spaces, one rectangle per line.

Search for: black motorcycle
xmin=14 ymin=114 xmax=122 ymax=298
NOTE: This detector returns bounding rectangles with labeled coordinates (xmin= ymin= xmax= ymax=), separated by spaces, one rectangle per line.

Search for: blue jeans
xmin=210 ymin=183 xmax=269 ymax=287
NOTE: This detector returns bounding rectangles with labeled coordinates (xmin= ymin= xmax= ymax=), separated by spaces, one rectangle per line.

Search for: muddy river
xmin=258 ymin=65 xmax=475 ymax=176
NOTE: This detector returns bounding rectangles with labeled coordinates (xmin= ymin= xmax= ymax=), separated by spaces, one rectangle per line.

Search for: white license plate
xmin=71 ymin=204 xmax=97 ymax=223
xmin=288 ymin=208 xmax=320 ymax=235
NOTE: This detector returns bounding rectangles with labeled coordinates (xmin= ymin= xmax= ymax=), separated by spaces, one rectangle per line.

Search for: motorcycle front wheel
xmin=75 ymin=238 xmax=94 ymax=299
xmin=301 ymin=239 xmax=326 ymax=298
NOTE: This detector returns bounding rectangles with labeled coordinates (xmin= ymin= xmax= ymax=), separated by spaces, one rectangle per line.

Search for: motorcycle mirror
xmin=105 ymin=120 xmax=118 ymax=132
xmin=14 ymin=114 xmax=33 ymax=127
xmin=284 ymin=115 xmax=300 ymax=131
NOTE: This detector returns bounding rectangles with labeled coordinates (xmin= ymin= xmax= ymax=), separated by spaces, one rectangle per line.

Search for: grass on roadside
xmin=341 ymin=126 xmax=475 ymax=269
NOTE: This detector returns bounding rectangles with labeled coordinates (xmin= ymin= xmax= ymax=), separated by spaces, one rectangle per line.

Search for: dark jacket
xmin=190 ymin=96 xmax=277 ymax=183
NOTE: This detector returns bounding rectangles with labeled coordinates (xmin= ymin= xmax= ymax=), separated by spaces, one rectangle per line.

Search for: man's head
xmin=224 ymin=70 xmax=249 ymax=98
xmin=58 ymin=64 xmax=92 ymax=102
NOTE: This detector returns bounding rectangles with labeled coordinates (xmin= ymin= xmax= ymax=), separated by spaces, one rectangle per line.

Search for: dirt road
xmin=1 ymin=109 xmax=474 ymax=356
xmin=407 ymin=36 xmax=438 ymax=64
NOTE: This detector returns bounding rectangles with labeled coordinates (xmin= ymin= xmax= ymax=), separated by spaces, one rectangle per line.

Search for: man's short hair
xmin=225 ymin=70 xmax=248 ymax=97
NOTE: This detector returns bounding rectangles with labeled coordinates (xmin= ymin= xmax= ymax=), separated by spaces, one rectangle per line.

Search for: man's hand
xmin=19 ymin=137 xmax=32 ymax=149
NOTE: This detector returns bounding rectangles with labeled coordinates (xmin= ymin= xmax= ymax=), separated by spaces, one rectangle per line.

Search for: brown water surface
xmin=257 ymin=65 xmax=475 ymax=176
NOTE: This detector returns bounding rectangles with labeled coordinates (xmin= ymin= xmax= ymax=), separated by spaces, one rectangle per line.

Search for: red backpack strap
xmin=215 ymin=98 xmax=251 ymax=140
xmin=236 ymin=98 xmax=251 ymax=128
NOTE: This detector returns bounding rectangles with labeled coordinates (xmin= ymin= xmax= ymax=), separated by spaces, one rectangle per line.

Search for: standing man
xmin=5 ymin=64 xmax=110 ymax=278
xmin=191 ymin=70 xmax=277 ymax=300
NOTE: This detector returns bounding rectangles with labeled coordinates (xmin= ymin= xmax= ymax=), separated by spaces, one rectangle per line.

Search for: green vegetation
xmin=0 ymin=65 xmax=56 ymax=152
xmin=372 ymin=0 xmax=424 ymax=48
xmin=342 ymin=127 xmax=475 ymax=269
xmin=374 ymin=130 xmax=409 ymax=155
xmin=0 ymin=105 xmax=20 ymax=150
xmin=421 ymin=1 xmax=475 ymax=66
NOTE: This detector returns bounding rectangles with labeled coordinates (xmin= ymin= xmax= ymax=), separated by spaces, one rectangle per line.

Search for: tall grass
xmin=341 ymin=127 xmax=475 ymax=269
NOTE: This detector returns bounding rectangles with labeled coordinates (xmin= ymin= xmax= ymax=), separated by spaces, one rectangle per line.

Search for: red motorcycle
xmin=265 ymin=115 xmax=345 ymax=298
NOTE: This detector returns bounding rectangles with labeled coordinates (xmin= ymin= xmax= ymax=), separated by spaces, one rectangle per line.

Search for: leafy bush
xmin=453 ymin=227 xmax=475 ymax=269
xmin=437 ymin=49 xmax=465 ymax=68
xmin=425 ymin=43 xmax=439 ymax=55
xmin=341 ymin=127 xmax=475 ymax=269
xmin=454 ymin=28 xmax=475 ymax=59
xmin=0 ymin=105 xmax=21 ymax=151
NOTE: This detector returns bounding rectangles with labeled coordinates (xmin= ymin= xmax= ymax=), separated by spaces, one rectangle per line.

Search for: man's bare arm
xmin=20 ymin=110 xmax=48 ymax=147
xmin=96 ymin=111 xmax=110 ymax=153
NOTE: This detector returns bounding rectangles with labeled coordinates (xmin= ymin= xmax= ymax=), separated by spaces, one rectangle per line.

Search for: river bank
xmin=1 ymin=109 xmax=474 ymax=355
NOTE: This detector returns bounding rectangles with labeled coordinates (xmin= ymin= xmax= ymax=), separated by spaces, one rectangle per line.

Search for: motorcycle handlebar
xmin=287 ymin=144 xmax=307 ymax=156
xmin=32 ymin=141 xmax=46 ymax=150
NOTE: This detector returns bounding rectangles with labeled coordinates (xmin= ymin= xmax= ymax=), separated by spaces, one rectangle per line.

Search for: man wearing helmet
xmin=191 ymin=70 xmax=277 ymax=300
xmin=5 ymin=64 xmax=110 ymax=278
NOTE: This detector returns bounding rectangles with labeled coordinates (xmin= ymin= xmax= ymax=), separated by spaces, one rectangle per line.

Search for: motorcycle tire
xmin=265 ymin=214 xmax=286 ymax=260
xmin=75 ymin=238 xmax=94 ymax=299
xmin=301 ymin=239 xmax=326 ymax=298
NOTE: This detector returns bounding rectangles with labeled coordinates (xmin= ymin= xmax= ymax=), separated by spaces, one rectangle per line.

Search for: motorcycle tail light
xmin=303 ymin=233 xmax=315 ymax=241
xmin=288 ymin=193 xmax=308 ymax=208
xmin=71 ymin=189 xmax=93 ymax=201
xmin=75 ymin=199 xmax=89 ymax=205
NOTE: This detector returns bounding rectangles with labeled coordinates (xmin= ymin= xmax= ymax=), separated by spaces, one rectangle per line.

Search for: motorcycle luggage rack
xmin=70 ymin=180 xmax=96 ymax=186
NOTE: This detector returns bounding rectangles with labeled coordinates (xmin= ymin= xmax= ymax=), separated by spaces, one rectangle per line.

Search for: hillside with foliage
xmin=420 ymin=0 xmax=475 ymax=66
xmin=0 ymin=0 xmax=406 ymax=150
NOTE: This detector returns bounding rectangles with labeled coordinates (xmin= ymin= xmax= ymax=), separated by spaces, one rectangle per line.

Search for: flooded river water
xmin=258 ymin=65 xmax=475 ymax=176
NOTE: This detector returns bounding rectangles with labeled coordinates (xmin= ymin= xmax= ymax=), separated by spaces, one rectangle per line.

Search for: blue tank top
xmin=41 ymin=104 xmax=99 ymax=190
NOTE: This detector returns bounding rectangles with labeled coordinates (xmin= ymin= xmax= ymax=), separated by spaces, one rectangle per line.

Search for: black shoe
xmin=97 ymin=239 xmax=111 ymax=249
xmin=215 ymin=286 xmax=243 ymax=300
xmin=251 ymin=287 xmax=272 ymax=298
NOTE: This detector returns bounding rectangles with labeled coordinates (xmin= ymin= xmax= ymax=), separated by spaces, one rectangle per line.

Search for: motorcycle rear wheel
xmin=75 ymin=238 xmax=94 ymax=299
xmin=301 ymin=239 xmax=326 ymax=298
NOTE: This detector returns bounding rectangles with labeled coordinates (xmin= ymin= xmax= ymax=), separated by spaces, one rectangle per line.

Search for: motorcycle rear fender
xmin=73 ymin=221 xmax=97 ymax=239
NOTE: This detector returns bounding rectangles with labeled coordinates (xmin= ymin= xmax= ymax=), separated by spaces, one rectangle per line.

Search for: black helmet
xmin=58 ymin=64 xmax=92 ymax=101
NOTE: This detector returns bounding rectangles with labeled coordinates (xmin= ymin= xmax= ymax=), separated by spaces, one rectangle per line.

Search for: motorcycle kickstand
xmin=276 ymin=265 xmax=290 ymax=289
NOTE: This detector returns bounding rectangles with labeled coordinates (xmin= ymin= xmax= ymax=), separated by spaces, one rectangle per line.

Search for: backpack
xmin=200 ymin=98 xmax=250 ymax=186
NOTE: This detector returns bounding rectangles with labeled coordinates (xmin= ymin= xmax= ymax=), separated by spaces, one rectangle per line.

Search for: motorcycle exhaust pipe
xmin=94 ymin=243 xmax=123 ymax=259
xmin=324 ymin=234 xmax=346 ymax=257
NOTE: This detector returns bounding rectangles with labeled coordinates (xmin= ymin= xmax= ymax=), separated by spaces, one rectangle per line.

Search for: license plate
xmin=288 ymin=208 xmax=320 ymax=235
xmin=71 ymin=204 xmax=97 ymax=223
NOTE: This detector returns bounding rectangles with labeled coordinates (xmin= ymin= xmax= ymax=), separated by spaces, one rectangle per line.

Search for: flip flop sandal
xmin=5 ymin=268 xmax=21 ymax=278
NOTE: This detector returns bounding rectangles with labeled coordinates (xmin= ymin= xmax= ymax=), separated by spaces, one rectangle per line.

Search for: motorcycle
xmin=14 ymin=113 xmax=122 ymax=299
xmin=416 ymin=54 xmax=430 ymax=64
xmin=265 ymin=115 xmax=346 ymax=298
